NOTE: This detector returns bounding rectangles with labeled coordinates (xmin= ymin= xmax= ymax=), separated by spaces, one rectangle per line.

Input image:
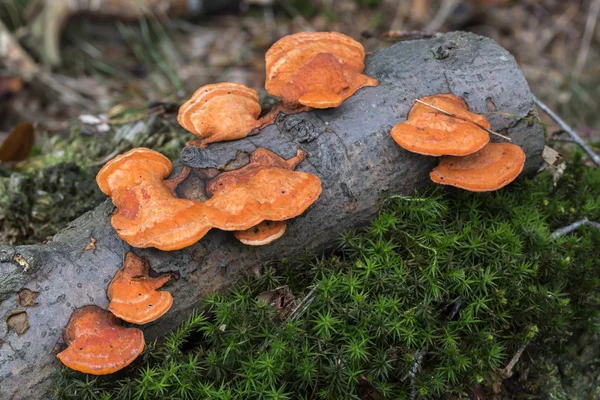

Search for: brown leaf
xmin=13 ymin=253 xmax=31 ymax=273
xmin=256 ymin=285 xmax=296 ymax=318
xmin=0 ymin=122 xmax=35 ymax=163
xmin=542 ymin=145 xmax=562 ymax=167
xmin=6 ymin=310 xmax=29 ymax=335
xmin=17 ymin=288 xmax=40 ymax=307
xmin=357 ymin=376 xmax=388 ymax=400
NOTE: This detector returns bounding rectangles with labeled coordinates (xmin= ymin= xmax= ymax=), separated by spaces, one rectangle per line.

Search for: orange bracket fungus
xmin=234 ymin=220 xmax=287 ymax=246
xmin=107 ymin=252 xmax=179 ymax=324
xmin=430 ymin=142 xmax=526 ymax=192
xmin=265 ymin=32 xmax=378 ymax=109
xmin=391 ymin=93 xmax=491 ymax=156
xmin=178 ymin=82 xmax=276 ymax=148
xmin=56 ymin=305 xmax=144 ymax=375
xmin=96 ymin=147 xmax=322 ymax=250
xmin=206 ymin=148 xmax=308 ymax=245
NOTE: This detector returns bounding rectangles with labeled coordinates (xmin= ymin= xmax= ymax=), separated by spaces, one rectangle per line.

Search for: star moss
xmin=54 ymin=155 xmax=600 ymax=399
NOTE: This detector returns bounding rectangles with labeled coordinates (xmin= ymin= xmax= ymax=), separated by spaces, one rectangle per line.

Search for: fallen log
xmin=0 ymin=31 xmax=545 ymax=399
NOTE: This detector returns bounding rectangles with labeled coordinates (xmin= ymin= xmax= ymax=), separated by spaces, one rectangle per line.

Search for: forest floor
xmin=1 ymin=0 xmax=600 ymax=399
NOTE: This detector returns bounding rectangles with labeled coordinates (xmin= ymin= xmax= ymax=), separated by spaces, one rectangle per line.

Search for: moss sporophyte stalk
xmin=53 ymin=157 xmax=600 ymax=399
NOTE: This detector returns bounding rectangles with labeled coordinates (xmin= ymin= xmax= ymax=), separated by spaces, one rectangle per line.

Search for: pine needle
xmin=415 ymin=99 xmax=513 ymax=142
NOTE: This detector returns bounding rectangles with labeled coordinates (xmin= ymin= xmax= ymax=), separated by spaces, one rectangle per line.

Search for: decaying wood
xmin=0 ymin=32 xmax=545 ymax=399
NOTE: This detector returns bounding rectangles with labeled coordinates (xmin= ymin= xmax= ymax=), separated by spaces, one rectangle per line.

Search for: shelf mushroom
xmin=265 ymin=31 xmax=378 ymax=109
xmin=390 ymin=93 xmax=490 ymax=156
xmin=430 ymin=142 xmax=526 ymax=191
xmin=96 ymin=147 xmax=322 ymax=250
xmin=107 ymin=252 xmax=179 ymax=324
xmin=206 ymin=148 xmax=309 ymax=246
xmin=56 ymin=306 xmax=144 ymax=375
xmin=178 ymin=82 xmax=275 ymax=148
xmin=234 ymin=220 xmax=287 ymax=246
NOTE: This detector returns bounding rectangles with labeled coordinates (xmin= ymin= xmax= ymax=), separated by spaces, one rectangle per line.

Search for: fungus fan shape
xmin=234 ymin=220 xmax=287 ymax=246
xmin=56 ymin=306 xmax=144 ymax=375
xmin=96 ymin=148 xmax=322 ymax=250
xmin=391 ymin=93 xmax=490 ymax=156
xmin=430 ymin=142 xmax=526 ymax=191
xmin=177 ymin=82 xmax=265 ymax=148
xmin=107 ymin=252 xmax=178 ymax=324
xmin=206 ymin=148 xmax=308 ymax=246
xmin=265 ymin=31 xmax=378 ymax=109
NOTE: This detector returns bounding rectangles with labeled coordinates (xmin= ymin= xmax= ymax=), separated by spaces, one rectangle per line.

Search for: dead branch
xmin=551 ymin=218 xmax=600 ymax=240
xmin=533 ymin=95 xmax=600 ymax=167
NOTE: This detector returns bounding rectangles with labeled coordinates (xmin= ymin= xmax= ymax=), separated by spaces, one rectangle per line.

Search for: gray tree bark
xmin=0 ymin=32 xmax=545 ymax=399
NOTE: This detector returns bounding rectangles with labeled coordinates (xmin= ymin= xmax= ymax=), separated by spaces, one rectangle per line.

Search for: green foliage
xmin=0 ymin=162 xmax=104 ymax=244
xmin=53 ymin=161 xmax=600 ymax=399
xmin=0 ymin=119 xmax=189 ymax=244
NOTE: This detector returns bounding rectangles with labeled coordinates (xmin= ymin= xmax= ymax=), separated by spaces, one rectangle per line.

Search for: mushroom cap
xmin=97 ymin=148 xmax=322 ymax=251
xmin=206 ymin=148 xmax=307 ymax=197
xmin=391 ymin=93 xmax=490 ymax=156
xmin=96 ymin=148 xmax=172 ymax=196
xmin=265 ymin=32 xmax=378 ymax=108
xmin=97 ymin=148 xmax=211 ymax=250
xmin=107 ymin=252 xmax=177 ymax=324
xmin=57 ymin=305 xmax=144 ymax=375
xmin=430 ymin=142 xmax=526 ymax=191
xmin=234 ymin=220 xmax=287 ymax=246
xmin=204 ymin=167 xmax=322 ymax=229
xmin=177 ymin=82 xmax=262 ymax=142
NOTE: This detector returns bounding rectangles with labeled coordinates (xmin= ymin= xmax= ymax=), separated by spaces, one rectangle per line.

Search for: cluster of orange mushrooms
xmin=57 ymin=32 xmax=526 ymax=374
xmin=391 ymin=93 xmax=526 ymax=191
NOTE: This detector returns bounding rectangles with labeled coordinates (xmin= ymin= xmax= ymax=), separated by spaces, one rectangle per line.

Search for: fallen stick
xmin=533 ymin=95 xmax=600 ymax=167
xmin=550 ymin=217 xmax=600 ymax=240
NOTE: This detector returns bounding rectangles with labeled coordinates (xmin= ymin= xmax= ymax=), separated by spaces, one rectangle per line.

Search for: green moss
xmin=0 ymin=118 xmax=190 ymax=244
xmin=52 ymin=161 xmax=600 ymax=399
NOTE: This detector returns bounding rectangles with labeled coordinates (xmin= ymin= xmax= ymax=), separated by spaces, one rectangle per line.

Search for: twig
xmin=499 ymin=342 xmax=528 ymax=378
xmin=258 ymin=283 xmax=319 ymax=352
xmin=574 ymin=0 xmax=600 ymax=79
xmin=415 ymin=99 xmax=512 ymax=141
xmin=533 ymin=95 xmax=600 ymax=167
xmin=289 ymin=284 xmax=319 ymax=321
xmin=550 ymin=217 xmax=600 ymax=240
xmin=408 ymin=348 xmax=426 ymax=400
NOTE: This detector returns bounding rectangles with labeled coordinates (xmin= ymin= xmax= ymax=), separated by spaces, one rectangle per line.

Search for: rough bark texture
xmin=0 ymin=32 xmax=545 ymax=399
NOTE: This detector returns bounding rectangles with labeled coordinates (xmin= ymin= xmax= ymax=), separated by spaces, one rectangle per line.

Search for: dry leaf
xmin=17 ymin=288 xmax=40 ymax=307
xmin=256 ymin=285 xmax=296 ymax=319
xmin=84 ymin=236 xmax=97 ymax=251
xmin=0 ymin=122 xmax=35 ymax=163
xmin=13 ymin=253 xmax=31 ymax=273
xmin=542 ymin=145 xmax=561 ymax=167
xmin=6 ymin=310 xmax=30 ymax=335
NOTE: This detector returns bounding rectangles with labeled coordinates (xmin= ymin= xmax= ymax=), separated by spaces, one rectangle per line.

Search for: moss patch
xmin=51 ymin=156 xmax=600 ymax=399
